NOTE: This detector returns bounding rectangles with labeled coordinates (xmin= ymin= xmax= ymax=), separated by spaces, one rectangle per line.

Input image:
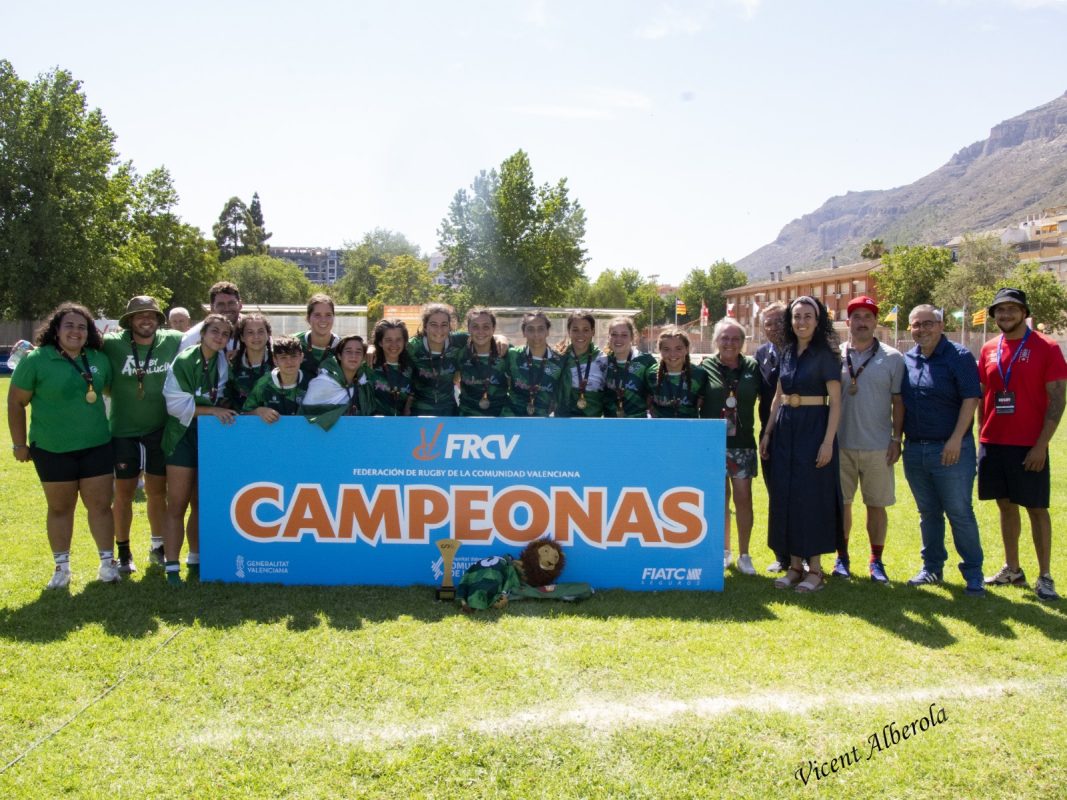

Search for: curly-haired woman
xmin=8 ymin=302 xmax=117 ymax=589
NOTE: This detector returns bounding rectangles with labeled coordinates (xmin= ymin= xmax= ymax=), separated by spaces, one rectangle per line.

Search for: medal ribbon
xmin=525 ymin=348 xmax=548 ymax=412
xmin=846 ymin=338 xmax=879 ymax=389
xmin=61 ymin=350 xmax=95 ymax=396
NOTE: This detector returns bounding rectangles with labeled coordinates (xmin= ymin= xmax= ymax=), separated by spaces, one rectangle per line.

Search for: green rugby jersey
xmin=559 ymin=345 xmax=606 ymax=417
xmin=502 ymin=347 xmax=568 ymax=417
xmin=226 ymin=350 xmax=273 ymax=410
xmin=644 ymin=363 xmax=707 ymax=418
xmin=365 ymin=362 xmax=415 ymax=416
xmin=407 ymin=332 xmax=468 ymax=416
xmin=293 ymin=330 xmax=340 ymax=383
xmin=456 ymin=346 xmax=510 ymax=417
xmin=699 ymin=354 xmax=760 ymax=448
xmin=601 ymin=350 xmax=656 ymax=418
xmin=103 ymin=329 xmax=183 ymax=436
xmin=243 ymin=369 xmax=312 ymax=416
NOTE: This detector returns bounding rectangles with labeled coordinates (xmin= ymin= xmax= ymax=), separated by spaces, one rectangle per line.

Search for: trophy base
xmin=436 ymin=587 xmax=456 ymax=602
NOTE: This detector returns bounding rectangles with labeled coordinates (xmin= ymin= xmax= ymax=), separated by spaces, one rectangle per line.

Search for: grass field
xmin=1 ymin=376 xmax=1065 ymax=799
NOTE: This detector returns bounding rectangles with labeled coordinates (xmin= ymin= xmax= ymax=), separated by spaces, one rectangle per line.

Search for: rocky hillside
xmin=737 ymin=90 xmax=1067 ymax=277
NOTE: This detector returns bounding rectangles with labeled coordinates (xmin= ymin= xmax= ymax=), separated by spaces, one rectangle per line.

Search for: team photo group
xmin=6 ymin=280 xmax=1065 ymax=600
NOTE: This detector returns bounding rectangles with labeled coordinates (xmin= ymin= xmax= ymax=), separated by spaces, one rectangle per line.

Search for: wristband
xmin=12 ymin=444 xmax=28 ymax=451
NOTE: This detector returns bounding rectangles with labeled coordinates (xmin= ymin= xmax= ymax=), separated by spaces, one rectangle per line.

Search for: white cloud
xmin=508 ymin=104 xmax=611 ymax=120
xmin=523 ymin=0 xmax=549 ymax=28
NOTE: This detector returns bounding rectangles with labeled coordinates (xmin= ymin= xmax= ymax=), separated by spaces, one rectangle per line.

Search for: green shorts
xmin=165 ymin=422 xmax=199 ymax=469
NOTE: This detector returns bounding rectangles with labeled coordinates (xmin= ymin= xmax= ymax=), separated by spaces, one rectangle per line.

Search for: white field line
xmin=186 ymin=676 xmax=1064 ymax=748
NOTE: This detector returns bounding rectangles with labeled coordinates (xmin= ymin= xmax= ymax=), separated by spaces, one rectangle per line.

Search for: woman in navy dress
xmin=758 ymin=295 xmax=843 ymax=592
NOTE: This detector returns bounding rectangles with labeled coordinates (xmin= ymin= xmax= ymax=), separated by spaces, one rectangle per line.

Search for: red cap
xmin=847 ymin=295 xmax=879 ymax=318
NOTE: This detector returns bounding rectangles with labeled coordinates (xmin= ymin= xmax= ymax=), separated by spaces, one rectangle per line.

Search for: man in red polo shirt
xmin=979 ymin=287 xmax=1067 ymax=601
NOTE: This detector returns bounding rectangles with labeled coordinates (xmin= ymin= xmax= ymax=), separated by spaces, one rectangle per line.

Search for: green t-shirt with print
xmin=365 ymin=362 xmax=415 ymax=416
xmin=11 ymin=345 xmax=112 ymax=452
xmin=103 ymin=328 xmax=184 ymax=437
xmin=558 ymin=345 xmax=607 ymax=417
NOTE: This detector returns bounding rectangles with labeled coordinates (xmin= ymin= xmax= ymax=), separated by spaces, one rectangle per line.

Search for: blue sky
xmin=3 ymin=0 xmax=1066 ymax=284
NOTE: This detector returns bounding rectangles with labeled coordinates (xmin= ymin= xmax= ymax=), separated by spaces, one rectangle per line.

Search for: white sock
xmin=53 ymin=551 xmax=70 ymax=569
xmin=186 ymin=552 xmax=200 ymax=566
xmin=98 ymin=549 xmax=114 ymax=565
xmin=150 ymin=536 xmax=164 ymax=549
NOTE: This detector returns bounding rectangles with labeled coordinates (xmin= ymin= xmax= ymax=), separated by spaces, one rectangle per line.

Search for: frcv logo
xmin=412 ymin=423 xmax=519 ymax=461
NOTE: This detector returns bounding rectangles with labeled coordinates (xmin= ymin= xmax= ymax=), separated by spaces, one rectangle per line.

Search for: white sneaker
xmin=97 ymin=560 xmax=122 ymax=583
xmin=46 ymin=566 xmax=71 ymax=590
xmin=724 ymin=549 xmax=733 ymax=570
xmin=737 ymin=554 xmax=757 ymax=575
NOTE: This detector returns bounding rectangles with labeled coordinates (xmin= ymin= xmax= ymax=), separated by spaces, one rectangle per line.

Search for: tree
xmin=678 ymin=260 xmax=747 ymax=323
xmin=0 ymin=60 xmax=132 ymax=319
xmin=224 ymin=255 xmax=312 ymax=304
xmin=246 ymin=191 xmax=271 ymax=254
xmin=372 ymin=254 xmax=439 ymax=305
xmin=124 ymin=167 xmax=220 ymax=316
xmin=213 ymin=196 xmax=253 ymax=261
xmin=861 ymin=239 xmax=888 ymax=260
xmin=934 ymin=234 xmax=1017 ymax=319
xmin=874 ymin=245 xmax=953 ymax=319
xmin=334 ymin=228 xmax=421 ymax=304
xmin=997 ymin=262 xmax=1067 ymax=333
xmin=438 ymin=150 xmax=587 ymax=306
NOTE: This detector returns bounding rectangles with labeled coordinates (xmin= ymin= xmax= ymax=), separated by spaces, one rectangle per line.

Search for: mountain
xmin=736 ymin=91 xmax=1067 ymax=277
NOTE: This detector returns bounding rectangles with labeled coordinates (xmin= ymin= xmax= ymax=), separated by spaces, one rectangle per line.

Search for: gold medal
xmin=479 ymin=394 xmax=490 ymax=411
xmin=617 ymin=400 xmax=624 ymax=416
xmin=86 ymin=388 xmax=97 ymax=403
xmin=576 ymin=394 xmax=587 ymax=410
xmin=725 ymin=395 xmax=737 ymax=409
xmin=848 ymin=381 xmax=858 ymax=396
xmin=527 ymin=401 xmax=536 ymax=416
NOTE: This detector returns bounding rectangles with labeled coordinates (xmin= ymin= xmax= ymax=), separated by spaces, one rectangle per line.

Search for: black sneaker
xmin=149 ymin=545 xmax=165 ymax=566
xmin=1035 ymin=575 xmax=1060 ymax=601
xmin=831 ymin=557 xmax=851 ymax=579
xmin=907 ymin=568 xmax=942 ymax=586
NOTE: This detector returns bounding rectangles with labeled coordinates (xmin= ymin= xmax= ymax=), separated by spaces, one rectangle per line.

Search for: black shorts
xmin=978 ymin=443 xmax=1050 ymax=509
xmin=114 ymin=428 xmax=166 ymax=479
xmin=30 ymin=441 xmax=114 ymax=483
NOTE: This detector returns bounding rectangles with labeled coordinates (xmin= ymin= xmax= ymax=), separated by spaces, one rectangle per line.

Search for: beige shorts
xmin=839 ymin=448 xmax=895 ymax=507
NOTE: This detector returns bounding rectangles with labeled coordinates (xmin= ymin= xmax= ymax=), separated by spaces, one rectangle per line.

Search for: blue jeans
xmin=902 ymin=437 xmax=984 ymax=587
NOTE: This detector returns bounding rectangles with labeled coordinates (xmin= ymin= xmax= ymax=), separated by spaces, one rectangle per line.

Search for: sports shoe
xmin=869 ymin=559 xmax=890 ymax=584
xmin=831 ymin=557 xmax=851 ymax=579
xmin=45 ymin=566 xmax=71 ymax=590
xmin=736 ymin=554 xmax=757 ymax=575
xmin=149 ymin=545 xmax=165 ymax=566
xmin=766 ymin=560 xmax=786 ymax=573
xmin=118 ymin=556 xmax=137 ymax=575
xmin=186 ymin=563 xmax=200 ymax=582
xmin=1035 ymin=575 xmax=1060 ymax=601
xmin=723 ymin=550 xmax=732 ymax=570
xmin=166 ymin=571 xmax=183 ymax=587
xmin=907 ymin=568 xmax=942 ymax=586
xmin=97 ymin=560 xmax=122 ymax=583
xmin=984 ymin=564 xmax=1026 ymax=586
xmin=965 ymin=583 xmax=986 ymax=597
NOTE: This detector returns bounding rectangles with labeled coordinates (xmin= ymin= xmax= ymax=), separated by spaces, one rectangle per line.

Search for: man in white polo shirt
xmin=833 ymin=295 xmax=905 ymax=583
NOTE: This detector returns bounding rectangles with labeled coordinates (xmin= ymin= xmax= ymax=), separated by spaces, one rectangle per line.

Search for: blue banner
xmin=199 ymin=416 xmax=725 ymax=591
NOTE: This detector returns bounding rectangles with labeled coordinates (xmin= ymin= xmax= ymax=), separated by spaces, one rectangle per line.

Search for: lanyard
xmin=384 ymin=363 xmax=408 ymax=413
xmin=845 ymin=339 xmax=879 ymax=392
xmin=610 ymin=352 xmax=633 ymax=413
xmin=525 ymin=348 xmax=548 ymax=412
xmin=130 ymin=335 xmax=156 ymax=399
xmin=996 ymin=328 xmax=1031 ymax=390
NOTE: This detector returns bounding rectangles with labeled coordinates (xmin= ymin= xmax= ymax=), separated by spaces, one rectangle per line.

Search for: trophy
xmin=436 ymin=539 xmax=461 ymax=601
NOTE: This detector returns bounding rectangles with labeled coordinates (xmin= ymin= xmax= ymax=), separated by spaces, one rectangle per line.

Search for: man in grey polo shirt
xmin=833 ymin=296 xmax=905 ymax=583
